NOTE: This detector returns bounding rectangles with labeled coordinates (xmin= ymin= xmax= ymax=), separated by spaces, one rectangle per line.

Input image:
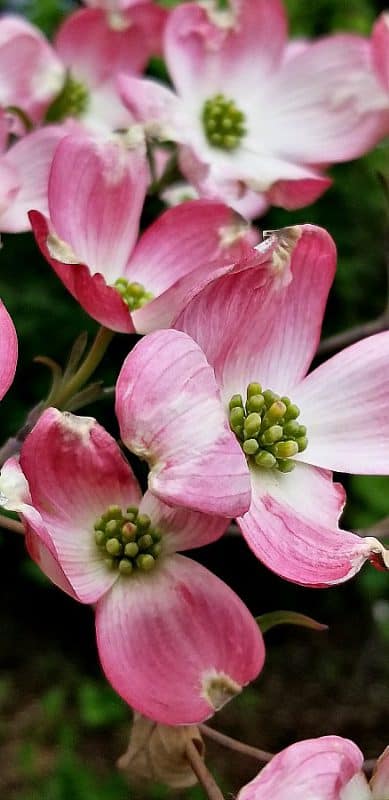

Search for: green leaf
xmin=256 ymin=610 xmax=328 ymax=634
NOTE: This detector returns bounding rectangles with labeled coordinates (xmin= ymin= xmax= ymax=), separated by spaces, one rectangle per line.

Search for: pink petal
xmin=268 ymin=34 xmax=388 ymax=163
xmin=165 ymin=0 xmax=287 ymax=101
xmin=115 ymin=329 xmax=251 ymax=517
xmin=54 ymin=7 xmax=161 ymax=86
xmin=238 ymin=464 xmax=381 ymax=587
xmin=0 ymin=125 xmax=66 ymax=233
xmin=24 ymin=513 xmax=79 ymax=601
xmin=371 ymin=746 xmax=389 ymax=799
xmin=47 ymin=134 xmax=147 ymax=281
xmin=0 ymin=16 xmax=64 ymax=124
xmin=267 ymin=174 xmax=332 ymax=210
xmin=20 ymin=408 xmax=142 ymax=603
xmin=127 ymin=199 xmax=258 ymax=332
xmin=372 ymin=13 xmax=389 ymax=93
xmin=96 ymin=554 xmax=264 ymax=724
xmin=138 ymin=490 xmax=228 ymax=554
xmin=118 ymin=75 xmax=183 ymax=140
xmin=0 ymin=159 xmax=19 ymax=224
xmin=0 ymin=300 xmax=17 ymax=401
xmin=29 ymin=210 xmax=136 ymax=333
xmin=293 ymin=332 xmax=389 ymax=474
xmin=237 ymin=736 xmax=365 ymax=800
xmin=176 ymin=225 xmax=336 ymax=399
xmin=0 ymin=455 xmax=30 ymax=511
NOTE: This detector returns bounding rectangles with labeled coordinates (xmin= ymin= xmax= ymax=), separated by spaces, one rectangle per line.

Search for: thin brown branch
xmin=318 ymin=313 xmax=389 ymax=357
xmin=363 ymin=758 xmax=376 ymax=776
xmin=0 ymin=514 xmax=25 ymax=535
xmin=185 ymin=738 xmax=224 ymax=800
xmin=200 ymin=724 xmax=273 ymax=763
xmin=358 ymin=515 xmax=389 ymax=540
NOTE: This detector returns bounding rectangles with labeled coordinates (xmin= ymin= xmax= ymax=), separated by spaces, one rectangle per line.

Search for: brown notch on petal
xmin=202 ymin=671 xmax=241 ymax=712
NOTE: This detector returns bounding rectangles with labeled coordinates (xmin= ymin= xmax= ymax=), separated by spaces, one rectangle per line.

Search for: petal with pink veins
xmin=165 ymin=0 xmax=287 ymax=102
xmin=0 ymin=300 xmax=17 ymax=401
xmin=237 ymin=464 xmax=382 ymax=587
xmin=176 ymin=225 xmax=336 ymax=401
xmin=118 ymin=75 xmax=185 ymax=141
xmin=20 ymin=408 xmax=142 ymax=603
xmin=267 ymin=174 xmax=332 ymax=211
xmin=293 ymin=332 xmax=389 ymax=475
xmin=237 ymin=736 xmax=366 ymax=800
xmin=96 ymin=554 xmax=264 ymax=724
xmin=1 ymin=125 xmax=66 ymax=233
xmin=54 ymin=7 xmax=163 ymax=86
xmin=372 ymin=13 xmax=389 ymax=94
xmin=138 ymin=490 xmax=228 ymax=554
xmin=116 ymin=329 xmax=251 ymax=517
xmin=46 ymin=134 xmax=147 ymax=282
xmin=266 ymin=34 xmax=388 ymax=163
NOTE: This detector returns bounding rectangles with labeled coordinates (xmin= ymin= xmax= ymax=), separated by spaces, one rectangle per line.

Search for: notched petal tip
xmin=201 ymin=670 xmax=242 ymax=712
xmin=365 ymin=537 xmax=389 ymax=572
xmin=47 ymin=231 xmax=80 ymax=264
xmin=262 ymin=225 xmax=302 ymax=280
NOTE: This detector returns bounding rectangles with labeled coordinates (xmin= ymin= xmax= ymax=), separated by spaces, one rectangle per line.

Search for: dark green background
xmin=0 ymin=1 xmax=388 ymax=797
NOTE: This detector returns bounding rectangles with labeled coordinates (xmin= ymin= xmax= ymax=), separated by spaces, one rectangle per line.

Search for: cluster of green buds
xmin=114 ymin=278 xmax=154 ymax=312
xmin=94 ymin=505 xmax=162 ymax=576
xmin=229 ymin=383 xmax=308 ymax=473
xmin=202 ymin=93 xmax=246 ymax=151
xmin=46 ymin=73 xmax=89 ymax=122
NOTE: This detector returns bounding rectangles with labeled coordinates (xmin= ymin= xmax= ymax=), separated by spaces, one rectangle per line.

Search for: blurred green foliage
xmin=0 ymin=0 xmax=389 ymax=797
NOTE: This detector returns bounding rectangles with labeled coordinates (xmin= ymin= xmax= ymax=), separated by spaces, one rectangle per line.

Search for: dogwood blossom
xmin=10 ymin=409 xmax=265 ymax=724
xmin=116 ymin=224 xmax=389 ymax=586
xmin=237 ymin=737 xmax=389 ymax=800
xmin=119 ymin=0 xmax=389 ymax=216
xmin=30 ymin=132 xmax=258 ymax=333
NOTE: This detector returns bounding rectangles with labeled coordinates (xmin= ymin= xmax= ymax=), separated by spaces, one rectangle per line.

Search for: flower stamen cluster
xmin=46 ymin=72 xmax=89 ymax=122
xmin=202 ymin=93 xmax=246 ymax=151
xmin=114 ymin=278 xmax=154 ymax=311
xmin=229 ymin=383 xmax=308 ymax=472
xmin=94 ymin=504 xmax=162 ymax=575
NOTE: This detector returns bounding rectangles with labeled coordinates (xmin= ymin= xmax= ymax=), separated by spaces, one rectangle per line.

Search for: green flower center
xmin=202 ymin=94 xmax=246 ymax=151
xmin=229 ymin=383 xmax=308 ymax=473
xmin=46 ymin=72 xmax=89 ymax=122
xmin=114 ymin=279 xmax=154 ymax=312
xmin=94 ymin=505 xmax=162 ymax=576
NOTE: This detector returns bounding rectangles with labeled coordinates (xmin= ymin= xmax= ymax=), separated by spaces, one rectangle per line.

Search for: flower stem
xmin=52 ymin=326 xmax=115 ymax=410
xmin=200 ymin=725 xmax=273 ymax=763
xmin=0 ymin=514 xmax=24 ymax=535
xmin=185 ymin=738 xmax=224 ymax=800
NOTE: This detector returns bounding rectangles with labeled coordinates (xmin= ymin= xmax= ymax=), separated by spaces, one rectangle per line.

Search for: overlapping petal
xmin=0 ymin=125 xmax=66 ymax=233
xmin=96 ymin=554 xmax=264 ymax=724
xmin=237 ymin=736 xmax=366 ymax=800
xmin=20 ymin=409 xmax=142 ymax=603
xmin=116 ymin=329 xmax=251 ymax=516
xmin=293 ymin=333 xmax=389 ymax=474
xmin=371 ymin=747 xmax=389 ymax=799
xmin=139 ymin=490 xmax=228 ymax=554
xmin=176 ymin=225 xmax=336 ymax=400
xmin=372 ymin=14 xmax=389 ymax=94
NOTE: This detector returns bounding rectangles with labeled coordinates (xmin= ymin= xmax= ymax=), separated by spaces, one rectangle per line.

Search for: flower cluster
xmin=0 ymin=0 xmax=388 ymax=791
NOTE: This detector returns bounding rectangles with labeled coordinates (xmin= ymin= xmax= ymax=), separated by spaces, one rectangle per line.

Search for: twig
xmin=200 ymin=724 xmax=273 ymax=763
xmin=363 ymin=758 xmax=376 ymax=776
xmin=185 ymin=738 xmax=224 ymax=800
xmin=0 ymin=514 xmax=24 ymax=535
xmin=318 ymin=313 xmax=389 ymax=357
xmin=358 ymin=516 xmax=389 ymax=540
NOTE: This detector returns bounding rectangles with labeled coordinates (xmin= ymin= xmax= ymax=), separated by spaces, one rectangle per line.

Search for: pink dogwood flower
xmin=116 ymin=224 xmax=389 ymax=586
xmin=29 ymin=132 xmax=258 ymax=333
xmin=119 ymin=0 xmax=389 ymax=217
xmin=237 ymin=736 xmax=389 ymax=800
xmin=0 ymin=16 xmax=64 ymax=128
xmin=13 ymin=408 xmax=264 ymax=724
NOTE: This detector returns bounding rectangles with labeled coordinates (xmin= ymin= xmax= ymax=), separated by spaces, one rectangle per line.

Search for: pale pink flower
xmin=0 ymin=16 xmax=64 ymax=127
xmin=29 ymin=132 xmax=259 ymax=333
xmin=119 ymin=0 xmax=389 ymax=216
xmin=237 ymin=737 xmax=389 ymax=800
xmin=13 ymin=408 xmax=264 ymax=724
xmin=116 ymin=224 xmax=389 ymax=586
